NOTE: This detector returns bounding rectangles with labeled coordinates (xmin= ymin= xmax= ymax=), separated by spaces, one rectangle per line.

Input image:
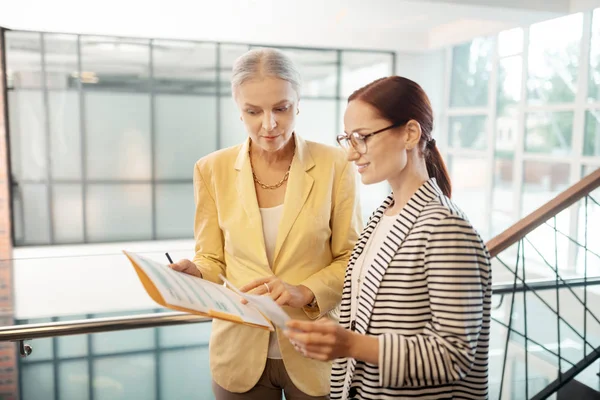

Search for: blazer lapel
xmin=234 ymin=139 xmax=269 ymax=267
xmin=353 ymin=179 xmax=443 ymax=336
xmin=273 ymin=135 xmax=315 ymax=264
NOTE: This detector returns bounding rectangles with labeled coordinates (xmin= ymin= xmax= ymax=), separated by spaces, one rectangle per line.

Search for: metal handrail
xmin=1 ymin=175 xmax=595 ymax=350
xmin=486 ymin=168 xmax=600 ymax=258
xmin=1 ymin=276 xmax=600 ymax=346
xmin=0 ymin=312 xmax=209 ymax=342
xmin=492 ymin=276 xmax=600 ymax=294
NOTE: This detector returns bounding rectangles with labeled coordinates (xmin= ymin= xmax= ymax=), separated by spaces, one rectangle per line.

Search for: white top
xmin=259 ymin=204 xmax=284 ymax=359
xmin=349 ymin=214 xmax=397 ymax=323
xmin=344 ymin=213 xmax=397 ymax=399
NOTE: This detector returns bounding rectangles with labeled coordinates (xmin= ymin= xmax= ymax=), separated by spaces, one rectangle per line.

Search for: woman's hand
xmin=284 ymin=319 xmax=357 ymax=361
xmin=169 ymin=259 xmax=202 ymax=278
xmin=239 ymin=276 xmax=314 ymax=308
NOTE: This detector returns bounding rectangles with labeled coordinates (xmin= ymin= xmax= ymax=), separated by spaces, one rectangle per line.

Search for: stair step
xmin=558 ymin=378 xmax=600 ymax=399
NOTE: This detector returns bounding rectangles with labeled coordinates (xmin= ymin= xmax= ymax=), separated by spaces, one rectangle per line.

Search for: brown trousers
xmin=212 ymin=359 xmax=329 ymax=400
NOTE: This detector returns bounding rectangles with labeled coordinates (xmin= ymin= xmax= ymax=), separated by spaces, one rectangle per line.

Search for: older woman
xmin=170 ymin=48 xmax=362 ymax=399
xmin=286 ymin=76 xmax=492 ymax=400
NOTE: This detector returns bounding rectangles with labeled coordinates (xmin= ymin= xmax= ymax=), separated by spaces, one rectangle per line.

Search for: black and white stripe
xmin=331 ymin=179 xmax=492 ymax=400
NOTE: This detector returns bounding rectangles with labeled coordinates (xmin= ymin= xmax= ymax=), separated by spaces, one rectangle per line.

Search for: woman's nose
xmin=262 ymin=112 xmax=277 ymax=131
xmin=346 ymin=146 xmax=360 ymax=162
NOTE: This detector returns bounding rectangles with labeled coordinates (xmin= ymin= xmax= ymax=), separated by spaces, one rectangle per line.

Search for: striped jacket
xmin=331 ymin=179 xmax=492 ymax=400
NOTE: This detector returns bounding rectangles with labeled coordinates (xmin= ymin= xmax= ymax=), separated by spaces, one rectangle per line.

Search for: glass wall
xmin=444 ymin=10 xmax=600 ymax=246
xmin=5 ymin=32 xmax=394 ymax=245
xmin=444 ymin=9 xmax=600 ymax=282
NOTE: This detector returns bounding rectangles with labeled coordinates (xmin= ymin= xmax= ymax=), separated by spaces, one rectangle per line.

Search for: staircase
xmin=486 ymin=168 xmax=600 ymax=399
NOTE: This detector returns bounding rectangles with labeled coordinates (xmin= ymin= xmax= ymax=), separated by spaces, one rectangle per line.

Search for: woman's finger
xmin=287 ymin=319 xmax=333 ymax=334
xmin=242 ymin=279 xmax=283 ymax=302
xmin=302 ymin=344 xmax=333 ymax=356
xmin=269 ymin=284 xmax=285 ymax=302
xmin=239 ymin=276 xmax=274 ymax=293
xmin=300 ymin=349 xmax=330 ymax=361
xmin=285 ymin=330 xmax=329 ymax=347
xmin=248 ymin=284 xmax=268 ymax=296
xmin=290 ymin=341 xmax=330 ymax=360
xmin=276 ymin=291 xmax=291 ymax=306
xmin=286 ymin=320 xmax=313 ymax=333
xmin=284 ymin=329 xmax=308 ymax=344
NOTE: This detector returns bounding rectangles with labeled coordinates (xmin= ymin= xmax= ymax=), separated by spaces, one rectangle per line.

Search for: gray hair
xmin=231 ymin=48 xmax=302 ymax=97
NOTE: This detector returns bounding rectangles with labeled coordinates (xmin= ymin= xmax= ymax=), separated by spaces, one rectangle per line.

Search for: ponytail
xmin=425 ymin=144 xmax=452 ymax=198
xmin=348 ymin=76 xmax=452 ymax=197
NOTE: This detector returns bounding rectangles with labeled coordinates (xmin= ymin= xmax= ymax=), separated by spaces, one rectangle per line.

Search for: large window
xmin=5 ymin=32 xmax=394 ymax=245
xmin=445 ymin=10 xmax=600 ymax=276
xmin=588 ymin=9 xmax=600 ymax=157
xmin=445 ymin=36 xmax=494 ymax=239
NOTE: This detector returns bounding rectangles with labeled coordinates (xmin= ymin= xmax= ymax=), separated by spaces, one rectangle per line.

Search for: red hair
xmin=349 ymin=76 xmax=451 ymax=198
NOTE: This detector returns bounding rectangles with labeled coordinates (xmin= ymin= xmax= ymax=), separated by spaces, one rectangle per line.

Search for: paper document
xmin=219 ymin=275 xmax=291 ymax=329
xmin=123 ymin=251 xmax=272 ymax=330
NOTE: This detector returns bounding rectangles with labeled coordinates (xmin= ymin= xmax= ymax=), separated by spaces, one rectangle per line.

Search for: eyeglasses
xmin=336 ymin=123 xmax=403 ymax=154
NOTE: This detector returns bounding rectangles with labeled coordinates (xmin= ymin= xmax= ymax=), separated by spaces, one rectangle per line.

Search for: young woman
xmin=286 ymin=76 xmax=492 ymax=400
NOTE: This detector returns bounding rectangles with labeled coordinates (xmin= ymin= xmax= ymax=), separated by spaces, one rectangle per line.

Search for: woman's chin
xmin=253 ymin=134 xmax=290 ymax=150
xmin=360 ymin=172 xmax=384 ymax=186
xmin=360 ymin=175 xmax=375 ymax=185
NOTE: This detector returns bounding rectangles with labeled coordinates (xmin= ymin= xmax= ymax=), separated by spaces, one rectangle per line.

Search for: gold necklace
xmin=249 ymin=142 xmax=294 ymax=190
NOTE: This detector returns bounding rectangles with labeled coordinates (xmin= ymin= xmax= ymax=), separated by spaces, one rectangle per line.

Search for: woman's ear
xmin=405 ymin=120 xmax=422 ymax=150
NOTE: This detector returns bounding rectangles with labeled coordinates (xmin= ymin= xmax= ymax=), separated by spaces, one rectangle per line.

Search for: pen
xmin=165 ymin=252 xmax=174 ymax=264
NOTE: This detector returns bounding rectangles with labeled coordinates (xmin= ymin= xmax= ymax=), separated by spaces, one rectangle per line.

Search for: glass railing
xmin=16 ymin=309 xmax=213 ymax=400
xmin=4 ymin=172 xmax=600 ymax=399
xmin=11 ymin=239 xmax=196 ymax=320
xmin=7 ymin=239 xmax=214 ymax=400
xmin=488 ymin=185 xmax=600 ymax=399
xmin=490 ymin=285 xmax=600 ymax=399
xmin=13 ymin=284 xmax=600 ymax=400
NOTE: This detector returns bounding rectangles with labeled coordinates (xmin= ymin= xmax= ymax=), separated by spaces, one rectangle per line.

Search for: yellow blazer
xmin=192 ymin=134 xmax=362 ymax=396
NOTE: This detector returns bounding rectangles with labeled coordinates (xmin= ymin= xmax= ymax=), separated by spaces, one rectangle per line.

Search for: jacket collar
xmin=234 ymin=134 xmax=316 ymax=267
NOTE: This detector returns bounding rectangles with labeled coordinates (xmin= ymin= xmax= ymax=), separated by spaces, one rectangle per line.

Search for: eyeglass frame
xmin=336 ymin=121 xmax=405 ymax=154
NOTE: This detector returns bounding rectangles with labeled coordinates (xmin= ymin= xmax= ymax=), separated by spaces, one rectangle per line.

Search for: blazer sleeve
xmin=191 ymin=161 xmax=226 ymax=284
xmin=377 ymin=214 xmax=491 ymax=388
xmin=300 ymin=161 xmax=362 ymax=318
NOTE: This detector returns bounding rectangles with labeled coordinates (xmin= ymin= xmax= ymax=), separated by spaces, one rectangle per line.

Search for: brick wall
xmin=0 ymin=28 xmax=18 ymax=400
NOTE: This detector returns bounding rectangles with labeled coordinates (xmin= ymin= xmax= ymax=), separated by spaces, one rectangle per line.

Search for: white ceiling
xmin=0 ymin=0 xmax=599 ymax=53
